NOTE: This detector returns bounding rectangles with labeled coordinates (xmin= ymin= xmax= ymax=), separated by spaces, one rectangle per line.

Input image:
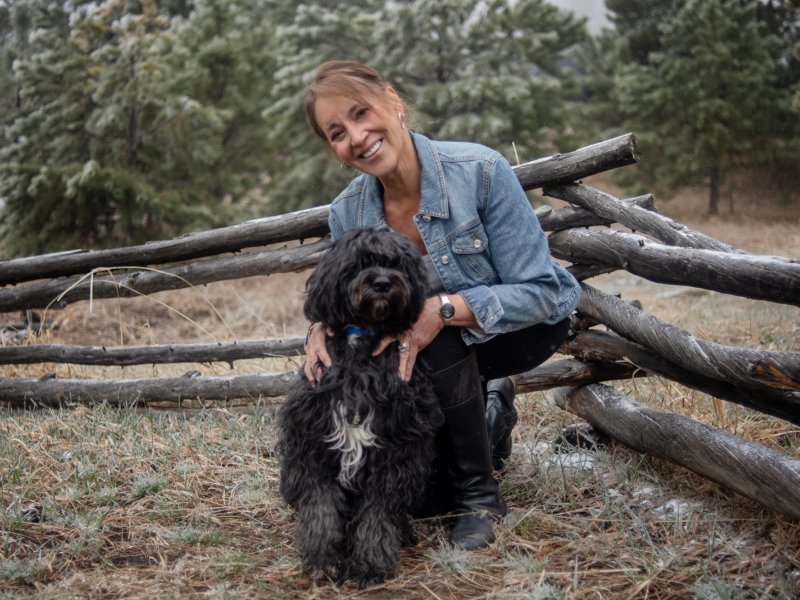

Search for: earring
xmin=398 ymin=112 xmax=406 ymax=129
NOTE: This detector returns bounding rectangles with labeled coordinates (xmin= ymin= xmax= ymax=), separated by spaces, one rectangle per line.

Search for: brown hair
xmin=305 ymin=61 xmax=409 ymax=140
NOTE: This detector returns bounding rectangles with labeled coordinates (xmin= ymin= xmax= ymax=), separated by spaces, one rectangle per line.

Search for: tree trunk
xmin=708 ymin=161 xmax=721 ymax=215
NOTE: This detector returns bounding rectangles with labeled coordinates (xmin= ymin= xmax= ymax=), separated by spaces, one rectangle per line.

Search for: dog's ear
xmin=303 ymin=237 xmax=357 ymax=328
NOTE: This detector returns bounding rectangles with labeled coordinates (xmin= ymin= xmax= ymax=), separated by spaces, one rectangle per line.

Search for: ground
xmin=1 ymin=176 xmax=799 ymax=599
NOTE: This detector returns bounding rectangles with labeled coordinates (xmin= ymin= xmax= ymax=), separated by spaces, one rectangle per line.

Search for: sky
xmin=549 ymin=0 xmax=611 ymax=33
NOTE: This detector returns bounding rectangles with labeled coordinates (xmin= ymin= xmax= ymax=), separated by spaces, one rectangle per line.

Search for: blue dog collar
xmin=343 ymin=325 xmax=377 ymax=337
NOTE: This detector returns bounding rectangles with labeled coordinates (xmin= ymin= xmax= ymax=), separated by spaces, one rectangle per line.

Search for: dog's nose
xmin=372 ymin=275 xmax=391 ymax=293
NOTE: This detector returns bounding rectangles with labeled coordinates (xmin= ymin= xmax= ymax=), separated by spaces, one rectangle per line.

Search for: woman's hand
xmin=373 ymin=297 xmax=445 ymax=382
xmin=303 ymin=322 xmax=332 ymax=385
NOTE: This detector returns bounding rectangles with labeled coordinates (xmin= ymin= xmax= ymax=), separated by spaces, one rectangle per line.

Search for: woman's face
xmin=313 ymin=91 xmax=413 ymax=181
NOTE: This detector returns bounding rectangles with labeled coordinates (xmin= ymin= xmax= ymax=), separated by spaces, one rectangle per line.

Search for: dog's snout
xmin=372 ymin=275 xmax=391 ymax=293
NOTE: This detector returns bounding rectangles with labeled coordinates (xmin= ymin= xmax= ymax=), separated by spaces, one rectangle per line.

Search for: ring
xmin=398 ymin=342 xmax=410 ymax=353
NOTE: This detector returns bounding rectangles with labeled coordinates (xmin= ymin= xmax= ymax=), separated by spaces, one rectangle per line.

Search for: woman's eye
xmin=355 ymin=107 xmax=368 ymax=119
xmin=330 ymin=131 xmax=343 ymax=142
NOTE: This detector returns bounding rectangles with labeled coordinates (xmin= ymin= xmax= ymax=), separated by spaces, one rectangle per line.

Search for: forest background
xmin=0 ymin=0 xmax=798 ymax=257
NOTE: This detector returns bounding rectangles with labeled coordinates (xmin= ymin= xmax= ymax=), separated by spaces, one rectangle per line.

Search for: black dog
xmin=277 ymin=229 xmax=443 ymax=585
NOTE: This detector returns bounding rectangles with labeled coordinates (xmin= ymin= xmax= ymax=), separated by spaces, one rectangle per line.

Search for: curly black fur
xmin=277 ymin=229 xmax=444 ymax=585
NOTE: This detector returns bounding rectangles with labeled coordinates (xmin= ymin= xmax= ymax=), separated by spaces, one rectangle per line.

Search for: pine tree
xmin=0 ymin=0 xmax=278 ymax=255
xmin=613 ymin=0 xmax=785 ymax=214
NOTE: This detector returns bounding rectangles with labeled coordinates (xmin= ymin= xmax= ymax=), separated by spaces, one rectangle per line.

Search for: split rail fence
xmin=1 ymin=133 xmax=799 ymax=520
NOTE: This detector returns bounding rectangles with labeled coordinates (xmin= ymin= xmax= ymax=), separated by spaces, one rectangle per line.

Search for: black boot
xmin=430 ymin=352 xmax=506 ymax=551
xmin=485 ymin=377 xmax=517 ymax=471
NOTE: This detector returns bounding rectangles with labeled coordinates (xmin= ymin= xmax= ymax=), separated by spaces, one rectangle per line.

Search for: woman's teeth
xmin=362 ymin=140 xmax=382 ymax=159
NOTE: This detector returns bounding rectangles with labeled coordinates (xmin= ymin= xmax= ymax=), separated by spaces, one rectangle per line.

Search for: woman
xmin=303 ymin=61 xmax=580 ymax=550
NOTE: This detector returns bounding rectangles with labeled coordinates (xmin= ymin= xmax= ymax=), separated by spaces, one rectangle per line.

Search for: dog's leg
xmin=345 ymin=497 xmax=404 ymax=586
xmin=294 ymin=482 xmax=349 ymax=579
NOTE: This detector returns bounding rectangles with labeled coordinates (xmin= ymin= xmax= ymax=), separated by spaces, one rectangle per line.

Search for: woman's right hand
xmin=303 ymin=322 xmax=332 ymax=385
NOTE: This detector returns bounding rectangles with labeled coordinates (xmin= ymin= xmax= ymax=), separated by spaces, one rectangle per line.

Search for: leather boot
xmin=429 ymin=352 xmax=506 ymax=551
xmin=484 ymin=377 xmax=517 ymax=471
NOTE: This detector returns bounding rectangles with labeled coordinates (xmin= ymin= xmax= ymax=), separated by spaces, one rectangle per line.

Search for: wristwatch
xmin=438 ymin=294 xmax=455 ymax=323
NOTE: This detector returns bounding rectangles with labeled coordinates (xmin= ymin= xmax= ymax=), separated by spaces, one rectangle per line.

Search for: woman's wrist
xmin=439 ymin=294 xmax=478 ymax=329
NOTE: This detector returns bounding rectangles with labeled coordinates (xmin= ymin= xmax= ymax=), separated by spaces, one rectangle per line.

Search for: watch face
xmin=440 ymin=302 xmax=456 ymax=319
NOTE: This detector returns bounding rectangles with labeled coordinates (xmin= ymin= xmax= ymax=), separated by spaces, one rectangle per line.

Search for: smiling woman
xmin=300 ymin=60 xmax=581 ymax=551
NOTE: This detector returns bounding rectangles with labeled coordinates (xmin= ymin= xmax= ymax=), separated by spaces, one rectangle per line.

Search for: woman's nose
xmin=349 ymin=122 xmax=369 ymax=147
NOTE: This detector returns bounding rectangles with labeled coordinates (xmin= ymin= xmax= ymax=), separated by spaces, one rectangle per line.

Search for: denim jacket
xmin=328 ymin=132 xmax=580 ymax=345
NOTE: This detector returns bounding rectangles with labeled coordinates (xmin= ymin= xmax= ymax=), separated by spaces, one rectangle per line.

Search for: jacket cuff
xmin=459 ymin=286 xmax=502 ymax=343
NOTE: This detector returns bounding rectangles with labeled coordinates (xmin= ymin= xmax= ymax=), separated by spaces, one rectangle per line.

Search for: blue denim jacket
xmin=329 ymin=132 xmax=580 ymax=345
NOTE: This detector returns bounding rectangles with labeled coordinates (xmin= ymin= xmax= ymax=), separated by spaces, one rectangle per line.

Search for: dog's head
xmin=304 ymin=229 xmax=428 ymax=338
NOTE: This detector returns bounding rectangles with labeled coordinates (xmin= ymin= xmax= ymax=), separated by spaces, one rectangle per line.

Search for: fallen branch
xmin=576 ymin=283 xmax=800 ymax=399
xmin=0 ymin=337 xmax=305 ymax=366
xmin=550 ymin=230 xmax=800 ymax=307
xmin=0 ymin=240 xmax=330 ymax=314
xmin=554 ymin=383 xmax=800 ymax=521
xmin=514 ymin=133 xmax=640 ymax=189
xmin=0 ymin=371 xmax=299 ymax=408
xmin=565 ymin=329 xmax=800 ymax=425
xmin=536 ymin=194 xmax=655 ymax=232
xmin=514 ymin=357 xmax=644 ymax=393
xmin=0 ymin=207 xmax=331 ymax=286
xmin=544 ymin=183 xmax=741 ymax=252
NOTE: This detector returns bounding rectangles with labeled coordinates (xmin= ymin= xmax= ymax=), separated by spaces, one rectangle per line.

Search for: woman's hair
xmin=305 ymin=61 xmax=409 ymax=140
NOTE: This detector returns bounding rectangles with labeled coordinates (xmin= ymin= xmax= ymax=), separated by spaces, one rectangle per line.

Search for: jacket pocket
xmin=450 ymin=223 xmax=496 ymax=283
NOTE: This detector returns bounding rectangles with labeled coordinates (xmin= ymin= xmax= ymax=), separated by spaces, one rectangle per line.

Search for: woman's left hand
xmin=373 ymin=296 xmax=444 ymax=381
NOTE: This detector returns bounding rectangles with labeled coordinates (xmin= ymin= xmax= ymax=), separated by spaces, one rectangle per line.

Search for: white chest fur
xmin=324 ymin=402 xmax=381 ymax=488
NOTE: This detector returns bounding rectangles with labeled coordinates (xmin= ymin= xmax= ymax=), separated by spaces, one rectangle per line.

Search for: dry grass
xmin=1 ymin=183 xmax=799 ymax=599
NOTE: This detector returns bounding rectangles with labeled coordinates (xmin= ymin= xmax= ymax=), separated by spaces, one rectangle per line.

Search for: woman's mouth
xmin=361 ymin=140 xmax=382 ymax=159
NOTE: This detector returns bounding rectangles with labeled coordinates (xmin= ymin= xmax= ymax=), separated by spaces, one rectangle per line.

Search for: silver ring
xmin=398 ymin=342 xmax=410 ymax=353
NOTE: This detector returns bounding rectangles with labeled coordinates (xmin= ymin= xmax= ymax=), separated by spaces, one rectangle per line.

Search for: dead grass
xmin=1 ymin=184 xmax=799 ymax=599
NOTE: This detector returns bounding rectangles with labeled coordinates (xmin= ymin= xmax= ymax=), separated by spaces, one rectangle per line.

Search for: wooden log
xmin=0 ymin=337 xmax=306 ymax=366
xmin=566 ymin=264 xmax=618 ymax=281
xmin=0 ymin=134 xmax=640 ymax=286
xmin=0 ymin=207 xmax=331 ymax=286
xmin=0 ymin=371 xmax=299 ymax=408
xmin=566 ymin=330 xmax=800 ymax=425
xmin=544 ymin=183 xmax=741 ymax=252
xmin=536 ymin=194 xmax=655 ymax=232
xmin=577 ymin=283 xmax=800 ymax=397
xmin=514 ymin=357 xmax=644 ymax=393
xmin=0 ymin=239 xmax=330 ymax=313
xmin=554 ymin=384 xmax=800 ymax=521
xmin=514 ymin=133 xmax=640 ymax=189
xmin=549 ymin=229 xmax=800 ymax=307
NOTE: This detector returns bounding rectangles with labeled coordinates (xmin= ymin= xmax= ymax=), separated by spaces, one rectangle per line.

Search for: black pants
xmin=420 ymin=318 xmax=571 ymax=380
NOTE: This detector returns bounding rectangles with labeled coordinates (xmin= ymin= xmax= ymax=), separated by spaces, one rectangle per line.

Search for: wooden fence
xmin=1 ymin=133 xmax=799 ymax=520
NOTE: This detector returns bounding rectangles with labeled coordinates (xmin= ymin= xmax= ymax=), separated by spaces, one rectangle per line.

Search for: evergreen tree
xmin=0 ymin=0 xmax=277 ymax=255
xmin=613 ymin=0 xmax=784 ymax=214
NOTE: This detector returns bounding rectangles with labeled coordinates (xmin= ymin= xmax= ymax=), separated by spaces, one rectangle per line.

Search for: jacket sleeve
xmin=458 ymin=156 xmax=577 ymax=344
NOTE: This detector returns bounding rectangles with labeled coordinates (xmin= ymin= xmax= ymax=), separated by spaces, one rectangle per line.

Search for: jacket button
xmin=441 ymin=255 xmax=450 ymax=265
xmin=473 ymin=239 xmax=482 ymax=248
xmin=422 ymin=214 xmax=431 ymax=221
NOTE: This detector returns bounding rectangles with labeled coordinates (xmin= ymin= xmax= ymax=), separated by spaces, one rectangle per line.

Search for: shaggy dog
xmin=277 ymin=229 xmax=444 ymax=585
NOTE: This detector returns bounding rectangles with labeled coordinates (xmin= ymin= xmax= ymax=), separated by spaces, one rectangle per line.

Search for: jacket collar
xmin=357 ymin=131 xmax=450 ymax=226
